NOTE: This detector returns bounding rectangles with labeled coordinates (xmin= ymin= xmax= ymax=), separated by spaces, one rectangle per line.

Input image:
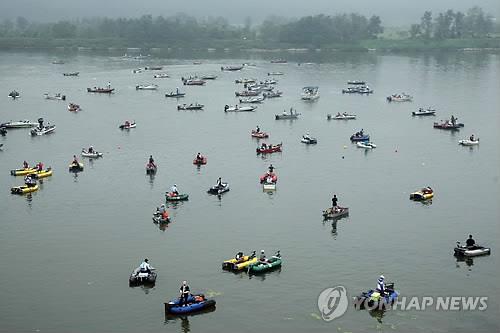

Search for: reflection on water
xmin=248 ymin=267 xmax=282 ymax=281
xmin=455 ymin=255 xmax=474 ymax=271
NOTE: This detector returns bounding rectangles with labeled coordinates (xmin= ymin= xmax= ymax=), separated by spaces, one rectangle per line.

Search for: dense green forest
xmin=0 ymin=7 xmax=498 ymax=50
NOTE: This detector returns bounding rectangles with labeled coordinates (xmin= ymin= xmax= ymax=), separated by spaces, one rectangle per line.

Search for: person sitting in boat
xmin=376 ymin=275 xmax=386 ymax=296
xmin=72 ymin=155 xmax=79 ymax=166
xmin=261 ymin=143 xmax=267 ymax=150
xmin=216 ymin=177 xmax=223 ymax=188
xmin=139 ymin=259 xmax=154 ymax=274
xmin=88 ymin=146 xmax=94 ymax=154
xmin=268 ymin=164 xmax=274 ymax=173
xmin=469 ymin=134 xmax=475 ymax=141
xmin=303 ymin=132 xmax=311 ymax=140
xmin=332 ymin=194 xmax=338 ymax=208
xmin=466 ymin=235 xmax=476 ymax=248
xmin=170 ymin=184 xmax=179 ymax=196
xmin=179 ymin=281 xmax=191 ymax=307
xmin=23 ymin=160 xmax=29 ymax=169
xmin=422 ymin=186 xmax=433 ymax=194
xmin=24 ymin=174 xmax=37 ymax=187
xmin=235 ymin=251 xmax=244 ymax=262
xmin=450 ymin=115 xmax=456 ymax=126
xmin=196 ymin=153 xmax=203 ymax=162
xmin=259 ymin=250 xmax=266 ymax=262
xmin=36 ymin=162 xmax=43 ymax=172
xmin=336 ymin=112 xmax=342 ymax=117
xmin=125 ymin=120 xmax=130 ymax=127
xmin=148 ymin=155 xmax=155 ymax=167
xmin=255 ymin=125 xmax=260 ymax=133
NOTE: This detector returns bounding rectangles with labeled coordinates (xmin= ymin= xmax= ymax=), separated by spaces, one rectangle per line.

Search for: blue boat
xmin=164 ymin=294 xmax=216 ymax=315
xmin=355 ymin=284 xmax=399 ymax=310
xmin=350 ymin=134 xmax=370 ymax=142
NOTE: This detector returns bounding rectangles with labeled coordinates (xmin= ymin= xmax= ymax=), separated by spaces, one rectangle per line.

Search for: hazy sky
xmin=1 ymin=0 xmax=498 ymax=26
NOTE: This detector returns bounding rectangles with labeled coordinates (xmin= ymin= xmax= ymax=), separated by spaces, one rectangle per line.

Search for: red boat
xmin=259 ymin=172 xmax=278 ymax=183
xmin=193 ymin=156 xmax=207 ymax=165
xmin=251 ymin=130 xmax=269 ymax=139
xmin=256 ymin=143 xmax=282 ymax=154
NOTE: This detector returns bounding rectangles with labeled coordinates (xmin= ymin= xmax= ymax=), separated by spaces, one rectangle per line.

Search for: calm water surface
xmin=0 ymin=50 xmax=499 ymax=333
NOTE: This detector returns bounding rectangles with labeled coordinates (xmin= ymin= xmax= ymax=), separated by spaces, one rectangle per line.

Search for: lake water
xmin=0 ymin=50 xmax=499 ymax=333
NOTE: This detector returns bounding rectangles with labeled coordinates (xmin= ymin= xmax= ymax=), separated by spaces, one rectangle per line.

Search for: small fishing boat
xmin=256 ymin=143 xmax=282 ymax=154
xmin=410 ymin=187 xmax=434 ymax=201
xmin=152 ymin=210 xmax=170 ymax=224
xmin=11 ymin=184 xmax=39 ymax=195
xmin=30 ymin=125 xmax=56 ymax=136
xmin=44 ymin=93 xmax=66 ymax=100
xmin=68 ymin=103 xmax=81 ymax=112
xmin=201 ymin=74 xmax=217 ymax=80
xmin=433 ymin=120 xmax=464 ymax=130
xmin=387 ymin=93 xmax=412 ymax=102
xmin=327 ymin=113 xmax=357 ymax=120
xmin=30 ymin=168 xmax=53 ymax=179
xmin=261 ymin=172 xmax=278 ymax=190
xmin=301 ymin=135 xmax=317 ymax=144
xmin=164 ymin=294 xmax=216 ymax=315
xmin=87 ymin=87 xmax=114 ymax=93
xmin=356 ymin=141 xmax=377 ymax=149
xmin=178 ymin=103 xmax=204 ymax=110
xmin=347 ymin=80 xmax=366 ymax=85
xmin=81 ymin=149 xmax=103 ymax=158
xmin=235 ymin=90 xmax=260 ymax=97
xmin=1 ymin=120 xmax=37 ymax=128
xmin=322 ymin=207 xmax=349 ymax=219
xmin=193 ymin=155 xmax=207 ymax=165
xmin=342 ymin=86 xmax=373 ymax=94
xmin=129 ymin=268 xmax=157 ymax=286
xmin=222 ymin=251 xmax=257 ymax=271
xmin=263 ymin=91 xmax=282 ymax=98
xmin=153 ymin=73 xmax=169 ymax=78
xmin=350 ymin=131 xmax=369 ymax=142
xmin=239 ymin=96 xmax=264 ymax=104
xmin=224 ymin=105 xmax=257 ymax=112
xmin=458 ymin=138 xmax=479 ymax=146
xmin=248 ymin=251 xmax=282 ymax=274
xmin=183 ymin=79 xmax=206 ymax=86
xmin=8 ymin=91 xmax=20 ymax=99
xmin=275 ymin=108 xmax=300 ymax=120
xmin=221 ymin=65 xmax=244 ymax=71
xmin=69 ymin=162 xmax=84 ymax=172
xmin=136 ymin=84 xmax=158 ymax=90
xmin=267 ymin=72 xmax=284 ymax=76
xmin=208 ymin=183 xmax=230 ymax=195
xmin=454 ymin=242 xmax=491 ymax=257
xmin=146 ymin=163 xmax=157 ymax=174
xmin=301 ymin=86 xmax=319 ymax=100
xmin=412 ymin=107 xmax=436 ymax=116
xmin=119 ymin=121 xmax=136 ymax=130
xmin=270 ymin=59 xmax=287 ymax=63
xmin=165 ymin=91 xmax=185 ymax=98
xmin=63 ymin=72 xmax=79 ymax=76
xmin=251 ymin=130 xmax=269 ymax=138
xmin=355 ymin=283 xmax=399 ymax=310
xmin=145 ymin=66 xmax=163 ymax=70
xmin=165 ymin=193 xmax=189 ymax=201
xmin=235 ymin=78 xmax=256 ymax=84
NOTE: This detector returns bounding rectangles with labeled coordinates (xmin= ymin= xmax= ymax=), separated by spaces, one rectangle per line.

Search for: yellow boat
xmin=11 ymin=184 xmax=39 ymax=194
xmin=410 ymin=187 xmax=434 ymax=201
xmin=32 ymin=168 xmax=53 ymax=179
xmin=222 ymin=252 xmax=258 ymax=271
xmin=10 ymin=167 xmax=37 ymax=176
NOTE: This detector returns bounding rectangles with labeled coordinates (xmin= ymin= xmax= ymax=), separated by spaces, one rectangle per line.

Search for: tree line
xmin=0 ymin=13 xmax=382 ymax=47
xmin=409 ymin=7 xmax=495 ymax=40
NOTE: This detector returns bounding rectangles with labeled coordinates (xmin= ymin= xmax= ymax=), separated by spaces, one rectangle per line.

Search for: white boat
xmin=454 ymin=242 xmax=491 ymax=257
xmin=458 ymin=138 xmax=479 ymax=146
xmin=119 ymin=122 xmax=136 ymax=129
xmin=327 ymin=113 xmax=356 ymax=120
xmin=412 ymin=107 xmax=436 ymax=116
xmin=153 ymin=73 xmax=169 ymax=78
xmin=387 ymin=93 xmax=412 ymax=102
xmin=356 ymin=141 xmax=377 ymax=149
xmin=136 ymin=84 xmax=158 ymax=90
xmin=301 ymin=136 xmax=317 ymax=144
xmin=224 ymin=105 xmax=257 ymax=112
xmin=235 ymin=78 xmax=256 ymax=84
xmin=263 ymin=91 xmax=282 ymax=98
xmin=201 ymin=75 xmax=217 ymax=80
xmin=267 ymin=72 xmax=284 ymax=76
xmin=239 ymin=96 xmax=265 ymax=104
xmin=1 ymin=120 xmax=37 ymax=128
xmin=81 ymin=149 xmax=103 ymax=158
xmin=30 ymin=125 xmax=56 ymax=136
xmin=301 ymin=86 xmax=319 ymax=101
xmin=263 ymin=182 xmax=277 ymax=191
xmin=44 ymin=93 xmax=66 ymax=100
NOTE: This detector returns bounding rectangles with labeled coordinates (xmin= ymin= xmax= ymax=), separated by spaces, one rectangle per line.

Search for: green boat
xmin=248 ymin=252 xmax=282 ymax=274
xmin=165 ymin=193 xmax=189 ymax=201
